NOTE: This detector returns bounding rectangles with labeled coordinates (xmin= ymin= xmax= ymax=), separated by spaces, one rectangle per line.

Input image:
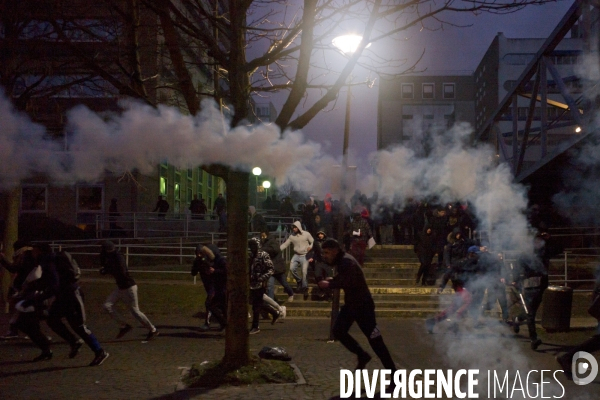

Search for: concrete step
xmin=363 ymin=270 xmax=421 ymax=279
xmin=285 ymin=307 xmax=440 ymax=318
xmin=274 ymin=286 xmax=453 ymax=295
xmin=362 ymin=262 xmax=421 ymax=269
xmin=284 ymin=300 xmax=450 ymax=309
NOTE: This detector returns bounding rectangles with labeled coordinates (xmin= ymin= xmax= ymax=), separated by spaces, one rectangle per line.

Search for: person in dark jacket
xmin=6 ymin=242 xmax=56 ymax=361
xmin=152 ymin=195 xmax=169 ymax=219
xmin=429 ymin=207 xmax=449 ymax=266
xmin=426 ymin=246 xmax=480 ymax=334
xmin=443 ymin=230 xmax=471 ymax=269
xmin=415 ymin=227 xmax=436 ymax=286
xmin=260 ymin=230 xmax=294 ymax=303
xmin=347 ymin=210 xmax=373 ymax=266
xmin=192 ymin=244 xmax=228 ymax=331
xmin=317 ymin=239 xmax=396 ymax=372
xmin=249 ymin=206 xmax=268 ymax=233
xmin=512 ymin=234 xmax=550 ymax=350
xmin=45 ymin=245 xmax=108 ymax=366
xmin=308 ymin=230 xmax=333 ymax=299
xmin=100 ymin=241 xmax=158 ymax=341
xmin=248 ymin=238 xmax=280 ymax=334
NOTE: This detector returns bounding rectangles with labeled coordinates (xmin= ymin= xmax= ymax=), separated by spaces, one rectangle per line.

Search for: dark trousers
xmin=207 ymin=292 xmax=227 ymax=327
xmin=349 ymin=240 xmax=367 ymax=266
xmin=268 ymin=272 xmax=294 ymax=298
xmin=486 ymin=281 xmax=509 ymax=320
xmin=416 ymin=254 xmax=433 ymax=285
xmin=15 ymin=312 xmax=51 ymax=353
xmin=47 ymin=288 xmax=102 ymax=353
xmin=250 ymin=288 xmax=277 ymax=329
xmin=333 ymin=304 xmax=396 ymax=371
xmin=523 ymin=286 xmax=546 ymax=341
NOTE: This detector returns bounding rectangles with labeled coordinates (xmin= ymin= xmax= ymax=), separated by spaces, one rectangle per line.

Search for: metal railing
xmin=94 ymin=212 xmax=300 ymax=239
xmin=501 ymin=249 xmax=598 ymax=292
xmin=43 ymin=229 xmax=292 ymax=270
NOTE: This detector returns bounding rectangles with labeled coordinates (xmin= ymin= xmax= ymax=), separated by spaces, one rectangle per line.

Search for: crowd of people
xmin=1 ymin=196 xmax=599 ymax=381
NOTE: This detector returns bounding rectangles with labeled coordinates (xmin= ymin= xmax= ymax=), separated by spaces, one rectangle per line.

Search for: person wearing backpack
xmin=46 ymin=246 xmax=109 ymax=366
xmin=99 ymin=240 xmax=158 ymax=341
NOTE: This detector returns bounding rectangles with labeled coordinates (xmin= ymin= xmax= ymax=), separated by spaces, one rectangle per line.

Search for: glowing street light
xmin=262 ymin=180 xmax=271 ymax=198
xmin=332 ymin=34 xmax=368 ymax=55
xmin=329 ymin=34 xmax=365 ymax=341
xmin=575 ymin=126 xmax=582 ymax=133
xmin=252 ymin=167 xmax=262 ymax=207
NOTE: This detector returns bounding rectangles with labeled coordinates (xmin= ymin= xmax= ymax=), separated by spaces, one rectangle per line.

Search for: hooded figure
xmin=248 ymin=206 xmax=268 ymax=233
xmin=280 ymin=220 xmax=314 ymax=294
xmin=248 ymin=238 xmax=280 ymax=334
xmin=307 ymin=230 xmax=333 ymax=299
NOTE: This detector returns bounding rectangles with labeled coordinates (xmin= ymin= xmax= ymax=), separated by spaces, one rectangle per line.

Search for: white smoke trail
xmin=0 ymin=89 xmax=533 ymax=251
xmin=366 ymin=122 xmax=532 ymax=253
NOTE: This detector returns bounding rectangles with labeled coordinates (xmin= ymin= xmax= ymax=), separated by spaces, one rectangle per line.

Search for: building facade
xmin=378 ymin=73 xmax=475 ymax=154
xmin=0 ymin=0 xmax=225 ymax=234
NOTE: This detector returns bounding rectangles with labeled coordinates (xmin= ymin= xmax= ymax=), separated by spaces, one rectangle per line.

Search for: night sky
xmin=297 ymin=0 xmax=575 ymax=173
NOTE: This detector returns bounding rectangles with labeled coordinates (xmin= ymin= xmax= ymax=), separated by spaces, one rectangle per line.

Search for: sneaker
xmin=356 ymin=352 xmax=372 ymax=370
xmin=425 ymin=318 xmax=436 ymax=334
xmin=287 ymin=295 xmax=294 ymax=303
xmin=116 ymin=324 xmax=132 ymax=339
xmin=89 ymin=350 xmax=109 ymax=366
xmin=144 ymin=329 xmax=159 ymax=342
xmin=32 ymin=350 xmax=53 ymax=362
xmin=271 ymin=311 xmax=280 ymax=325
xmin=199 ymin=323 xmax=210 ymax=331
xmin=531 ymin=339 xmax=542 ymax=350
xmin=280 ymin=306 xmax=287 ymax=321
xmin=69 ymin=340 xmax=84 ymax=359
xmin=556 ymin=354 xmax=573 ymax=380
xmin=249 ymin=328 xmax=260 ymax=335
xmin=512 ymin=317 xmax=520 ymax=334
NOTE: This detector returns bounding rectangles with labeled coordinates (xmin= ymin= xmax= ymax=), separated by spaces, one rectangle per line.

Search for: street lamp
xmin=262 ymin=180 xmax=271 ymax=199
xmin=252 ymin=167 xmax=261 ymax=207
xmin=332 ymin=34 xmax=364 ymax=211
xmin=329 ymin=34 xmax=364 ymax=342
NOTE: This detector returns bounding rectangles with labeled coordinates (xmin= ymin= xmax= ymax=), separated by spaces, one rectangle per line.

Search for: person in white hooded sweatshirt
xmin=280 ymin=221 xmax=314 ymax=294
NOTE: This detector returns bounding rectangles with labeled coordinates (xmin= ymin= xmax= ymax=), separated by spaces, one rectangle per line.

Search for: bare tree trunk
xmin=222 ymin=170 xmax=250 ymax=368
xmin=1 ymin=188 xmax=19 ymax=313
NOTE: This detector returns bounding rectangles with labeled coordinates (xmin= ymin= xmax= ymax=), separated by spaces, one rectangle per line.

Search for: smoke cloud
xmin=0 ymin=88 xmax=534 ymax=252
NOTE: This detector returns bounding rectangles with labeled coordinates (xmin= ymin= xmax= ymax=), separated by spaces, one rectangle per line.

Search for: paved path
xmin=1 ymin=312 xmax=599 ymax=400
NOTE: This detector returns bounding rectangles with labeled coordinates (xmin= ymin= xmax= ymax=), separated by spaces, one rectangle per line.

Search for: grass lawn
xmin=79 ymin=279 xmax=206 ymax=316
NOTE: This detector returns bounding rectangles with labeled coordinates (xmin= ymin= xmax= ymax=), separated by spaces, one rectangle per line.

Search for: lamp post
xmin=263 ymin=180 xmax=271 ymax=200
xmin=329 ymin=34 xmax=364 ymax=342
xmin=252 ymin=167 xmax=261 ymax=208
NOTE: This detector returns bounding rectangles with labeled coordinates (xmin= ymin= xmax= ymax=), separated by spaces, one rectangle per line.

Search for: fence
xmin=95 ymin=212 xmax=300 ymax=239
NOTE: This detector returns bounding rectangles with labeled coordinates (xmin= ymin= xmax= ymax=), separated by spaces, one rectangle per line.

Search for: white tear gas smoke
xmin=0 ymin=92 xmax=336 ymax=193
xmin=366 ymin=122 xmax=532 ymax=254
xmin=552 ymin=52 xmax=600 ymax=224
xmin=0 ymin=89 xmax=532 ymax=252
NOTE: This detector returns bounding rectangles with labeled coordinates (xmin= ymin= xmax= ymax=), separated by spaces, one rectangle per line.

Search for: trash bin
xmin=542 ymin=285 xmax=573 ymax=332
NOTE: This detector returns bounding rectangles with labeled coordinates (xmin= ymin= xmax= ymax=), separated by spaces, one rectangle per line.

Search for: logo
xmin=572 ymin=351 xmax=599 ymax=386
